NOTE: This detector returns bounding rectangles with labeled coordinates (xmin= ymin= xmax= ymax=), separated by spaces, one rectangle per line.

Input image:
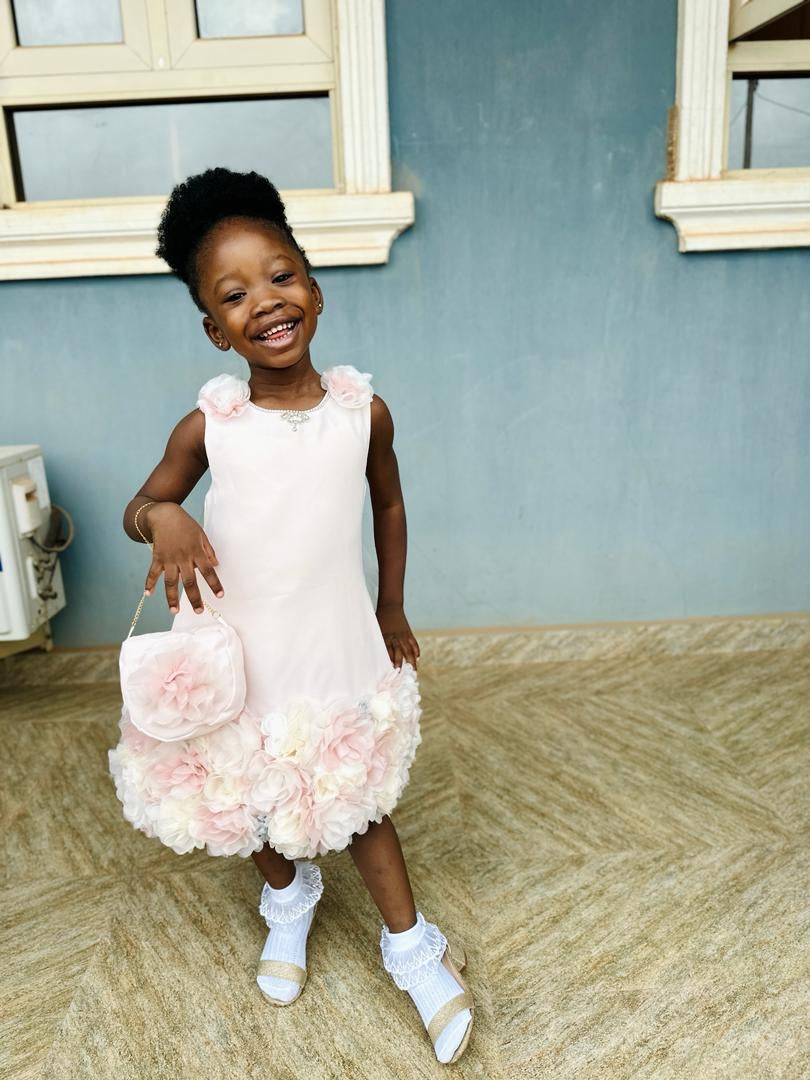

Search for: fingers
xmin=143 ymin=557 xmax=162 ymax=597
xmin=199 ymin=563 xmax=225 ymax=599
xmin=181 ymin=569 xmax=204 ymax=615
xmin=182 ymin=560 xmax=224 ymax=614
xmin=387 ymin=636 xmax=404 ymax=669
xmin=201 ymin=535 xmax=219 ymax=567
xmin=404 ymin=635 xmax=420 ymax=670
xmin=164 ymin=566 xmax=180 ymax=614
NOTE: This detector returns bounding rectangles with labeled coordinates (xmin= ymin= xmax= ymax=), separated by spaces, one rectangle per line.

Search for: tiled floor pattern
xmin=1 ymin=639 xmax=808 ymax=1078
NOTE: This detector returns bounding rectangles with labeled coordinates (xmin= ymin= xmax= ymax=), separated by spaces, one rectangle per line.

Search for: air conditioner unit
xmin=0 ymin=444 xmax=67 ymax=645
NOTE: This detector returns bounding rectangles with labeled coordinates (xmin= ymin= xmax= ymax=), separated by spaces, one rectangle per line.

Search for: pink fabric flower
xmin=197 ymin=373 xmax=250 ymax=419
xmin=150 ymin=746 xmax=208 ymax=798
xmin=320 ymin=364 xmax=374 ymax=408
xmin=190 ymin=802 xmax=262 ymax=857
xmin=317 ymin=706 xmax=376 ymax=776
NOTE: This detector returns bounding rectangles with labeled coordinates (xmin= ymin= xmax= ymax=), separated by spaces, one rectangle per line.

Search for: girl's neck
xmin=247 ymin=354 xmax=323 ymax=408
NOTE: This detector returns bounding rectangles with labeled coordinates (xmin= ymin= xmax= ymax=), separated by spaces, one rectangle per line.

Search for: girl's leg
xmin=348 ymin=814 xmax=416 ymax=931
xmin=351 ymin=815 xmax=473 ymax=1065
xmin=252 ymin=843 xmax=296 ymax=887
xmin=252 ymin=844 xmax=323 ymax=1004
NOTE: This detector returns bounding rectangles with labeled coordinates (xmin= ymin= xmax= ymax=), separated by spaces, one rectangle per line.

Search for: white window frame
xmin=655 ymin=0 xmax=810 ymax=251
xmin=0 ymin=0 xmax=414 ymax=279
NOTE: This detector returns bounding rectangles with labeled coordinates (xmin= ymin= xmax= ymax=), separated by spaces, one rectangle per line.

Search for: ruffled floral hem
xmin=380 ymin=911 xmax=449 ymax=990
xmin=259 ymin=860 xmax=323 ymax=925
xmin=108 ymin=661 xmax=421 ymax=861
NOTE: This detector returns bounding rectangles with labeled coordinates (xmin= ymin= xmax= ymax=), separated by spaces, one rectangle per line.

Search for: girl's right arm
xmin=122 ymin=408 xmax=223 ymax=615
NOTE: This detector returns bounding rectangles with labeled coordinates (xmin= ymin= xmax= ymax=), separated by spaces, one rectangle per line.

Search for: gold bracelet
xmin=133 ymin=500 xmax=156 ymax=545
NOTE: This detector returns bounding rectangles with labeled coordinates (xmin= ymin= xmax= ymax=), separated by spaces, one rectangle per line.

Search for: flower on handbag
xmin=197 ymin=373 xmax=250 ymax=419
xmin=320 ymin=364 xmax=374 ymax=408
xmin=125 ymin=636 xmax=244 ymax=742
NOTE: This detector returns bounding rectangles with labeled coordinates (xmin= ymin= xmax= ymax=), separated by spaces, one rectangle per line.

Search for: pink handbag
xmin=119 ymin=591 xmax=246 ymax=743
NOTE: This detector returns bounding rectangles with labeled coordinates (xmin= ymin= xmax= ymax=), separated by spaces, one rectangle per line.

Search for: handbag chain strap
xmin=128 ymin=500 xmax=222 ymax=639
xmin=127 ymin=592 xmax=221 ymax=639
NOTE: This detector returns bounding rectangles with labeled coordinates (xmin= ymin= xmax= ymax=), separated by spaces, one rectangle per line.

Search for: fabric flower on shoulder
xmin=197 ymin=373 xmax=251 ymax=419
xmin=320 ymin=364 xmax=374 ymax=408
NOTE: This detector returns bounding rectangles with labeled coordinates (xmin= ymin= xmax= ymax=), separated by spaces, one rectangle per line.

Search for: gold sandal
xmin=256 ymin=957 xmax=307 ymax=1006
xmin=427 ymin=938 xmax=474 ymax=1065
xmin=256 ymin=862 xmax=322 ymax=1006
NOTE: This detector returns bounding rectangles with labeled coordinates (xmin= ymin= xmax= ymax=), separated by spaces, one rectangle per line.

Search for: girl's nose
xmin=250 ymin=294 xmax=283 ymax=319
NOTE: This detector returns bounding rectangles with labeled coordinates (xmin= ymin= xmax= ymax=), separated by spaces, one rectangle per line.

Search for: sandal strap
xmin=427 ymin=990 xmax=474 ymax=1047
xmin=257 ymin=959 xmax=306 ymax=985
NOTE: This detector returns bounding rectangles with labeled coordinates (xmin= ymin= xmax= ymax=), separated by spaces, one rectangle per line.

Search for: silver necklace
xmin=280 ymin=408 xmax=313 ymax=432
xmin=248 ymin=390 xmax=329 ymax=431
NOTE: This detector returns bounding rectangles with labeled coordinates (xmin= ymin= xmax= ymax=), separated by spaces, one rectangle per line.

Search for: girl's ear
xmin=311 ymin=277 xmax=324 ymax=314
xmin=203 ymin=317 xmax=231 ymax=351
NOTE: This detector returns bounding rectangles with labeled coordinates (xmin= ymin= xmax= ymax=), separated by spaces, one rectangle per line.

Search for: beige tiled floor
xmin=1 ymin=635 xmax=808 ymax=1078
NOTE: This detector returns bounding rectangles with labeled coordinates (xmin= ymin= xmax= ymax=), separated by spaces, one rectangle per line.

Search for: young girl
xmin=109 ymin=168 xmax=473 ymax=1064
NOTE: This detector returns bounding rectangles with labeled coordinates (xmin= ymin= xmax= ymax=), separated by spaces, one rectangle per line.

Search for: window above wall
xmin=0 ymin=0 xmax=414 ymax=279
xmin=656 ymin=0 xmax=810 ymax=252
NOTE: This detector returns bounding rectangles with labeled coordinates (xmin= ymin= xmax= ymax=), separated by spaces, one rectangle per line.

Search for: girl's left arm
xmin=366 ymin=394 xmax=421 ymax=671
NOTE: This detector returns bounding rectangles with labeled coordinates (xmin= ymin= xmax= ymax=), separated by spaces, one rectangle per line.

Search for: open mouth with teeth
xmin=255 ymin=319 xmax=300 ymax=345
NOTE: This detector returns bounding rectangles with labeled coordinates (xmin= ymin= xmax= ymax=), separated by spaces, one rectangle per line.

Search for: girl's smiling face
xmin=196 ymin=216 xmax=322 ymax=368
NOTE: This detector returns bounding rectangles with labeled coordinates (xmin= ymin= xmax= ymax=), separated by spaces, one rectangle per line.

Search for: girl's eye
xmin=273 ymin=273 xmax=293 ymax=284
xmin=224 ymin=291 xmax=244 ymax=303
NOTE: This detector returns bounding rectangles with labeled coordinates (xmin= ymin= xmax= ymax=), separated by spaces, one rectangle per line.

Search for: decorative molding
xmin=336 ymin=0 xmax=391 ymax=193
xmin=656 ymin=0 xmax=810 ymax=252
xmin=0 ymin=191 xmax=415 ymax=279
xmin=655 ymin=173 xmax=810 ymax=251
xmin=672 ymin=0 xmax=729 ymax=180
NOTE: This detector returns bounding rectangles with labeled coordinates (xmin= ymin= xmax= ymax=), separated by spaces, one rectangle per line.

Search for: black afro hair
xmin=155 ymin=167 xmax=311 ymax=309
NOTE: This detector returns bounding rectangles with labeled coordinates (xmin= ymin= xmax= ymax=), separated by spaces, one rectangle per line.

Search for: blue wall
xmin=2 ymin=0 xmax=808 ymax=647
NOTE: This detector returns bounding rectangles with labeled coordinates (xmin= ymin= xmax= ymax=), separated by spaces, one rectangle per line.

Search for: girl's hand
xmin=376 ymin=603 xmax=420 ymax=670
xmin=142 ymin=502 xmax=224 ymax=615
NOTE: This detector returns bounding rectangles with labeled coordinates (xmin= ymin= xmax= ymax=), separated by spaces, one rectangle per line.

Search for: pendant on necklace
xmin=280 ymin=410 xmax=311 ymax=432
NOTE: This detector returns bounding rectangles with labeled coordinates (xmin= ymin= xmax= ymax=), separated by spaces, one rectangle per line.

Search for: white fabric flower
xmin=197 ymin=373 xmax=250 ymax=419
xmin=202 ymin=772 xmax=249 ymax=812
xmin=320 ymin=364 xmax=374 ymax=408
xmin=262 ymin=701 xmax=323 ymax=767
xmin=155 ymin=795 xmax=203 ymax=854
xmin=198 ymin=710 xmax=262 ymax=775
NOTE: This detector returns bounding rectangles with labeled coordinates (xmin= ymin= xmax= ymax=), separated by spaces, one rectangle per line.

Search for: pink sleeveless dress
xmin=109 ymin=364 xmax=422 ymax=860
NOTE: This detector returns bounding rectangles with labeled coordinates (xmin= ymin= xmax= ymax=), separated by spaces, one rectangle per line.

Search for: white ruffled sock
xmin=380 ymin=912 xmax=472 ymax=1064
xmin=257 ymin=860 xmax=323 ymax=1004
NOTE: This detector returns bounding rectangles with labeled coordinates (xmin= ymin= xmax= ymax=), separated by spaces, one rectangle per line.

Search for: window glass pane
xmin=195 ymin=0 xmax=303 ymax=39
xmin=13 ymin=96 xmax=333 ymax=200
xmin=728 ymin=77 xmax=810 ymax=169
xmin=12 ymin=0 xmax=123 ymax=46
